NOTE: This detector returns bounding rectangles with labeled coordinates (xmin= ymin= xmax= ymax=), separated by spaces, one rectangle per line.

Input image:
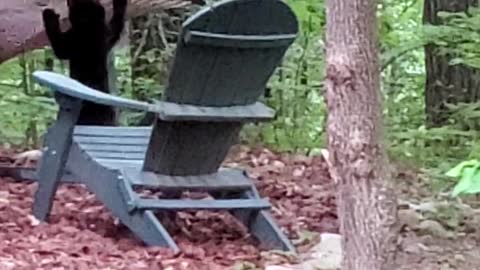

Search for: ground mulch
xmin=0 ymin=146 xmax=338 ymax=269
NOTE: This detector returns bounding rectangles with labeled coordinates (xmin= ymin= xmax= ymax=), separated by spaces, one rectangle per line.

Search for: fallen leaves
xmin=229 ymin=146 xmax=338 ymax=239
xmin=0 ymin=145 xmax=338 ymax=269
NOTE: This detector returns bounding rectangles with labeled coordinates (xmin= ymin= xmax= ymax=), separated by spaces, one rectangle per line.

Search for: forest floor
xmin=0 ymin=145 xmax=479 ymax=269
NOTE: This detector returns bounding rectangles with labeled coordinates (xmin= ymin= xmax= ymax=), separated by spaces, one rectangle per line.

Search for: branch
xmin=380 ymin=43 xmax=425 ymax=72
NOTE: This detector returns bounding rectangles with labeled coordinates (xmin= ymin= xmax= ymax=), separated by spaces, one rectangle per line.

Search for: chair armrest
xmin=33 ymin=71 xmax=151 ymax=111
xmin=33 ymin=70 xmax=275 ymax=122
xmin=153 ymin=100 xmax=275 ymax=122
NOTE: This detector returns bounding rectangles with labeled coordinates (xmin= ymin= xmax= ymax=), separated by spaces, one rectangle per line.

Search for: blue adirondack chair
xmin=31 ymin=0 xmax=298 ymax=253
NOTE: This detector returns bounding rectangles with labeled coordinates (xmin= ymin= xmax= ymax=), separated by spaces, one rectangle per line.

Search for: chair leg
xmin=65 ymin=142 xmax=181 ymax=252
xmin=232 ymin=188 xmax=296 ymax=253
xmin=127 ymin=210 xmax=180 ymax=253
xmin=32 ymin=97 xmax=81 ymax=221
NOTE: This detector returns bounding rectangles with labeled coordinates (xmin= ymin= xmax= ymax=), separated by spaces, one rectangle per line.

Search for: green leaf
xmin=446 ymin=159 xmax=480 ymax=177
xmin=447 ymin=160 xmax=480 ymax=197
xmin=451 ymin=166 xmax=475 ymax=197
xmin=449 ymin=58 xmax=465 ymax=65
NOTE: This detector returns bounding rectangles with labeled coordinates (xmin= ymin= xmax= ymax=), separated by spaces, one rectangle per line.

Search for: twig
xmin=157 ymin=14 xmax=169 ymax=48
xmin=380 ymin=44 xmax=424 ymax=72
xmin=132 ymin=14 xmax=154 ymax=63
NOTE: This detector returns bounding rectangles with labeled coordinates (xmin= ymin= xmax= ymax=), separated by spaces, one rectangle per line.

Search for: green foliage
xmin=423 ymin=7 xmax=480 ymax=69
xmin=257 ymin=0 xmax=326 ymax=152
xmin=391 ymin=5 xmax=480 ymax=185
xmin=446 ymin=159 xmax=480 ymax=197
xmin=0 ymin=49 xmax=58 ymax=146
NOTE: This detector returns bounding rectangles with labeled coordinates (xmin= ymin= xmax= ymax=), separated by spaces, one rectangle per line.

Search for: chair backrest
xmin=164 ymin=0 xmax=298 ymax=106
xmin=142 ymin=0 xmax=298 ymax=176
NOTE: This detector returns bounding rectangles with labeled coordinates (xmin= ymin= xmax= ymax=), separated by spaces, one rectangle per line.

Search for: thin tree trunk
xmin=324 ymin=0 xmax=398 ymax=269
xmin=424 ymin=0 xmax=480 ymax=127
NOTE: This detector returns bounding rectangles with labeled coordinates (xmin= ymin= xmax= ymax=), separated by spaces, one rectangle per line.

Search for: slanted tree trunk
xmin=0 ymin=0 xmax=190 ymax=63
xmin=324 ymin=0 xmax=398 ymax=269
xmin=424 ymin=0 xmax=480 ymax=127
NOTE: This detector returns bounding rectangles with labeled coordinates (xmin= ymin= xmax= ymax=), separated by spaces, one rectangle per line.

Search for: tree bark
xmin=0 ymin=0 xmax=190 ymax=63
xmin=324 ymin=0 xmax=398 ymax=269
xmin=424 ymin=0 xmax=480 ymax=127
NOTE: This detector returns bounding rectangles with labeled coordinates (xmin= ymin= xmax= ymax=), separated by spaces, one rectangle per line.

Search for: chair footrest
xmin=133 ymin=198 xmax=271 ymax=211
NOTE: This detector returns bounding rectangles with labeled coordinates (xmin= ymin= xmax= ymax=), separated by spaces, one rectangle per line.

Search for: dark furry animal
xmin=42 ymin=0 xmax=127 ymax=125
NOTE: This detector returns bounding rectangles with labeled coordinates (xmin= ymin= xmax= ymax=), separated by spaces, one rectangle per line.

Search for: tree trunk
xmin=424 ymin=0 xmax=480 ymax=127
xmin=324 ymin=0 xmax=398 ymax=269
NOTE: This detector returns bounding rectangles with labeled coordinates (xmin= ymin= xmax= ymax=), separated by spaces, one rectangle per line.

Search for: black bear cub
xmin=42 ymin=0 xmax=128 ymax=125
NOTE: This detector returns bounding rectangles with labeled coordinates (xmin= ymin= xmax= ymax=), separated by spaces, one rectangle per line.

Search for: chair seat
xmin=73 ymin=125 xmax=254 ymax=192
xmin=73 ymin=125 xmax=151 ymax=169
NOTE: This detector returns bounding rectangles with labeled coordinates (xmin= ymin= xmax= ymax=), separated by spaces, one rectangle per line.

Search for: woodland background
xmin=1 ymin=0 xmax=478 ymax=186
